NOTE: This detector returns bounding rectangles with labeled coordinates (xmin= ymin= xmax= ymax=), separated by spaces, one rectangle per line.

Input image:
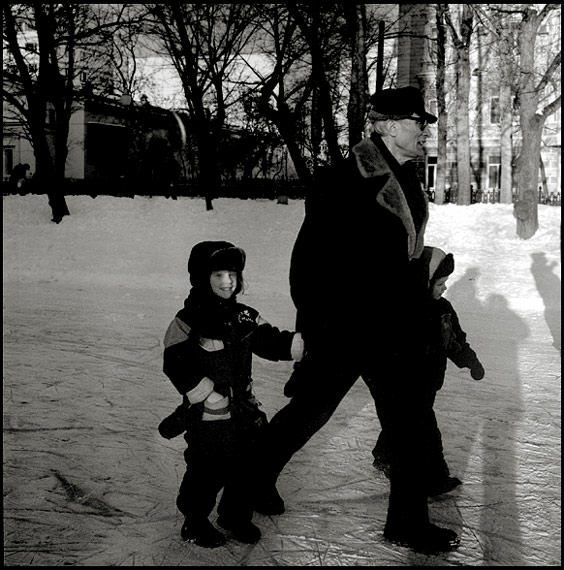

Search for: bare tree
xmin=512 ymin=4 xmax=561 ymax=239
xmin=433 ymin=4 xmax=449 ymax=205
xmin=3 ymin=4 xmax=139 ymax=222
xmin=444 ymin=4 xmax=474 ymax=206
xmin=287 ymin=5 xmax=349 ymax=169
xmin=248 ymin=5 xmax=317 ymax=187
xmin=145 ymin=4 xmax=261 ymax=210
xmin=242 ymin=4 xmax=388 ymax=188
xmin=344 ymin=4 xmax=369 ymax=150
xmin=498 ymin=44 xmax=517 ymax=206
xmin=475 ymin=5 xmax=520 ymax=205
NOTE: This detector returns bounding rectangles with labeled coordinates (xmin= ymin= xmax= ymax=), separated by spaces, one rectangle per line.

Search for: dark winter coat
xmin=163 ymin=288 xmax=296 ymax=423
xmin=424 ymin=297 xmax=481 ymax=392
xmin=289 ymin=132 xmax=429 ymax=360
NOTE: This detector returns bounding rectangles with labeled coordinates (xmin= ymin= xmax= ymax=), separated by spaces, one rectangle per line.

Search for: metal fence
xmin=426 ymin=188 xmax=561 ymax=206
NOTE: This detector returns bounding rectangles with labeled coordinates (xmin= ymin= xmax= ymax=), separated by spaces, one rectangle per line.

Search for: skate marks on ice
xmin=3 ymin=283 xmax=171 ymax=565
xmin=51 ymin=470 xmax=127 ymax=518
xmin=3 ymin=271 xmax=561 ymax=566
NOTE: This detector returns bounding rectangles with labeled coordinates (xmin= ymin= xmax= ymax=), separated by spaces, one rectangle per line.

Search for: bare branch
xmin=541 ymin=94 xmax=562 ymax=121
xmin=536 ymin=50 xmax=562 ymax=93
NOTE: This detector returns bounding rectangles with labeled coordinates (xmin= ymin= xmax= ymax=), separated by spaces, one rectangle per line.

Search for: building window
xmin=490 ymin=96 xmax=500 ymax=124
xmin=427 ymin=156 xmax=437 ymax=190
xmin=488 ymin=155 xmax=501 ymax=189
xmin=4 ymin=148 xmax=14 ymax=181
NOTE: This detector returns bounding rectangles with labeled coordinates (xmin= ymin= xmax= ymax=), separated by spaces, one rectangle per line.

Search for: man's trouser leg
xmin=369 ymin=372 xmax=430 ymax=533
xmin=262 ymin=354 xmax=360 ymax=486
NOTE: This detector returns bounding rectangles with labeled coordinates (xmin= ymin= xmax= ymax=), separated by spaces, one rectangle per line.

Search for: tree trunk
xmin=499 ymin=82 xmax=514 ymax=204
xmin=311 ymin=86 xmax=322 ymax=169
xmin=434 ymin=5 xmax=448 ymax=205
xmin=260 ymin=99 xmax=314 ymax=188
xmin=514 ymin=122 xmax=542 ymax=239
xmin=30 ymin=5 xmax=71 ymax=223
xmin=30 ymin=116 xmax=70 ymax=223
xmin=346 ymin=4 xmax=369 ymax=150
xmin=497 ymin=22 xmax=515 ymax=205
xmin=454 ymin=48 xmax=471 ymax=205
xmin=453 ymin=7 xmax=473 ymax=206
xmin=48 ymin=188 xmax=71 ymax=223
xmin=193 ymin=131 xmax=217 ymax=211
xmin=515 ymin=11 xmax=542 ymax=239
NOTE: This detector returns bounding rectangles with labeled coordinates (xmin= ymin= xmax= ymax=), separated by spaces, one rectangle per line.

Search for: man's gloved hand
xmin=284 ymin=360 xmax=306 ymax=398
xmin=470 ymin=360 xmax=485 ymax=380
xmin=291 ymin=332 xmax=305 ymax=362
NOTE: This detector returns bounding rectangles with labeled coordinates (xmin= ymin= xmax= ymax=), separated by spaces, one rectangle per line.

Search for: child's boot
xmin=181 ymin=517 xmax=226 ymax=548
xmin=427 ymin=476 xmax=462 ymax=497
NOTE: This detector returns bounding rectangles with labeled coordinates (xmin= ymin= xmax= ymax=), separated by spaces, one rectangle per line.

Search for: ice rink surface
xmin=3 ymin=196 xmax=561 ymax=566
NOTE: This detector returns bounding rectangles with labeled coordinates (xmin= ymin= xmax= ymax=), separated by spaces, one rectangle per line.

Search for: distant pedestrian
xmin=161 ymin=240 xmax=304 ymax=548
xmin=372 ymin=246 xmax=485 ymax=495
xmin=9 ymin=163 xmax=30 ymax=192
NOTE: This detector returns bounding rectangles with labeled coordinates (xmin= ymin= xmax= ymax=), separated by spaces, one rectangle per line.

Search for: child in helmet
xmin=372 ymin=246 xmax=485 ymax=496
xmin=161 ymin=241 xmax=304 ymax=548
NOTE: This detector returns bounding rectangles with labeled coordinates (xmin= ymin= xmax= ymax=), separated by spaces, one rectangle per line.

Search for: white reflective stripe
xmin=199 ymin=337 xmax=224 ymax=352
xmin=205 ymin=391 xmax=226 ymax=406
xmin=186 ymin=377 xmax=214 ymax=404
xmin=202 ymin=392 xmax=231 ymax=421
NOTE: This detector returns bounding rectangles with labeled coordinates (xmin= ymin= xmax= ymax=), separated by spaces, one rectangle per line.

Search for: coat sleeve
xmin=443 ymin=301 xmax=481 ymax=370
xmin=250 ymin=316 xmax=298 ymax=362
xmin=163 ymin=315 xmax=207 ymax=395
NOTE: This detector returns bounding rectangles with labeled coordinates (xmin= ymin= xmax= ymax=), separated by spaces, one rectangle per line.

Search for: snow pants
xmin=177 ymin=417 xmax=265 ymax=525
xmin=372 ymin=387 xmax=450 ymax=484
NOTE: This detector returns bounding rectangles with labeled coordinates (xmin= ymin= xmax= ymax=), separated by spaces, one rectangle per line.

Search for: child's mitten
xmin=470 ymin=360 xmax=485 ymax=380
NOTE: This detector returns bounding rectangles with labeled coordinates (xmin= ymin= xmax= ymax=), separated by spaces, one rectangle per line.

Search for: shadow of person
xmin=474 ymin=294 xmax=529 ymax=562
xmin=531 ymin=252 xmax=561 ymax=353
xmin=427 ymin=269 xmax=530 ymax=564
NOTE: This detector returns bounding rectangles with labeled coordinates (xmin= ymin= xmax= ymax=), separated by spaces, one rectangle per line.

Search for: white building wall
xmin=65 ymin=108 xmax=85 ymax=179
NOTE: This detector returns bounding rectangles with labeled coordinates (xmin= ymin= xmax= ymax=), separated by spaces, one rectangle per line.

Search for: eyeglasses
xmin=402 ymin=117 xmax=429 ymax=131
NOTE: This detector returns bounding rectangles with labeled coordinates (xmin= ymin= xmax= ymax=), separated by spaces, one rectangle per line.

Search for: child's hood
xmin=419 ymin=246 xmax=455 ymax=287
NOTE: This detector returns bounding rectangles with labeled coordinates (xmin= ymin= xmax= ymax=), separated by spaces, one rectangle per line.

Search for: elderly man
xmin=256 ymin=86 xmax=459 ymax=554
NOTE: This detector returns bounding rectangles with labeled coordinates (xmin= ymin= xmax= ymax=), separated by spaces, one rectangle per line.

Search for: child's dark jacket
xmin=425 ymin=297 xmax=481 ymax=392
xmin=163 ymin=288 xmax=296 ymax=423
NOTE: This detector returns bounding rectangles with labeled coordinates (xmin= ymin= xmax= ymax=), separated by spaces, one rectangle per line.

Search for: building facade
xmin=396 ymin=4 xmax=561 ymax=202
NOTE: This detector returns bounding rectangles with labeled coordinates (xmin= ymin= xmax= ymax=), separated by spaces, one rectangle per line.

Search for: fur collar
xmin=352 ymin=137 xmax=427 ymax=260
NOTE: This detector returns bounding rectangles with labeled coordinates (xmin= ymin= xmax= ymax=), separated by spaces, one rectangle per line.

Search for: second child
xmin=372 ymin=246 xmax=485 ymax=495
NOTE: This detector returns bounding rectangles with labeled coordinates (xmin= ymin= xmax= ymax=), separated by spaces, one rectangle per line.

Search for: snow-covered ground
xmin=3 ymin=195 xmax=561 ymax=566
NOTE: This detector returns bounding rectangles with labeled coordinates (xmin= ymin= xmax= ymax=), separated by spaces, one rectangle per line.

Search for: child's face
xmin=210 ymin=270 xmax=238 ymax=299
xmin=431 ymin=276 xmax=448 ymax=300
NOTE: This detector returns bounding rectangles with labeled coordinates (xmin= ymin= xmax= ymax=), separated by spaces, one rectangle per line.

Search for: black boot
xmin=384 ymin=522 xmax=460 ymax=554
xmin=372 ymin=453 xmax=391 ymax=479
xmin=427 ymin=476 xmax=462 ymax=497
xmin=254 ymin=484 xmax=285 ymax=515
xmin=181 ymin=518 xmax=226 ymax=548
